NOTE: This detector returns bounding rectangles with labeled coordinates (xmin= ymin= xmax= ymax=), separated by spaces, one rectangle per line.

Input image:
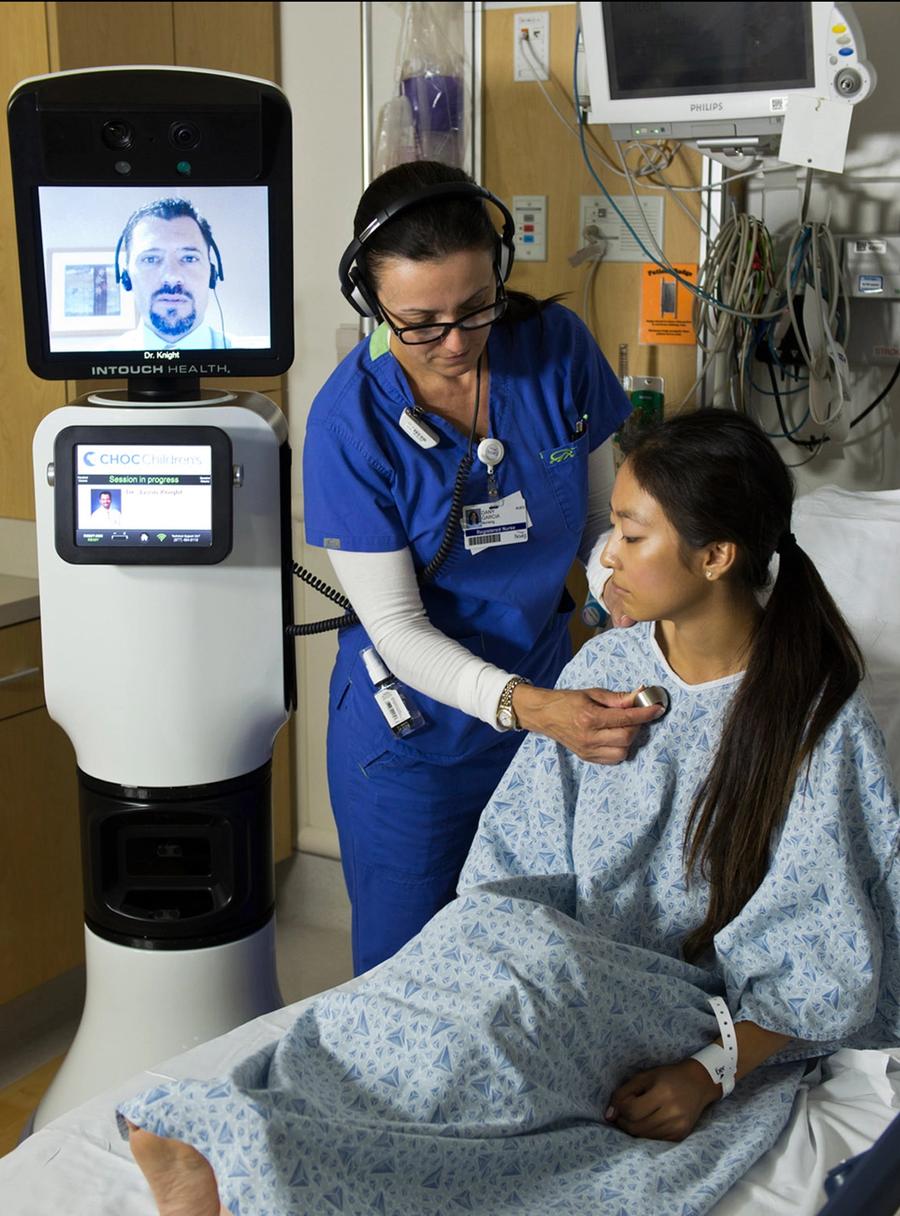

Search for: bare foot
xmin=127 ymin=1121 xmax=233 ymax=1216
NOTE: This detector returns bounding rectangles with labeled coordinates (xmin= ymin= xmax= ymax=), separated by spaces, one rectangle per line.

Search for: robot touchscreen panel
xmin=74 ymin=443 xmax=214 ymax=549
xmin=38 ymin=185 xmax=271 ymax=356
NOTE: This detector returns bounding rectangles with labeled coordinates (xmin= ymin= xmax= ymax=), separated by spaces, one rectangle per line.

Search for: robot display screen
xmin=603 ymin=2 xmax=814 ymax=98
xmin=74 ymin=442 xmax=214 ymax=548
xmin=37 ymin=185 xmax=271 ymax=355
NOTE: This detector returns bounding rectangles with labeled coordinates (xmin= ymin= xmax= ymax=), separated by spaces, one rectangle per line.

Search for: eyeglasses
xmin=379 ymin=284 xmax=508 ymax=346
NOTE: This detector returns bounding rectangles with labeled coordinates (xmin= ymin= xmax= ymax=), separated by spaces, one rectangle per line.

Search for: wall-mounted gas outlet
xmin=512 ymin=195 xmax=547 ymax=261
xmin=514 ymin=11 xmax=549 ymax=82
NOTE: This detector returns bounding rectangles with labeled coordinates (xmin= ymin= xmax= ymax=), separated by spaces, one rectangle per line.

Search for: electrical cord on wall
xmin=850 ymin=358 xmax=900 ymax=428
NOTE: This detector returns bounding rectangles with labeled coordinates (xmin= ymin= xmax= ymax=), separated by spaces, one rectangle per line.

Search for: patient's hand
xmin=604 ymin=1059 xmax=719 ymax=1141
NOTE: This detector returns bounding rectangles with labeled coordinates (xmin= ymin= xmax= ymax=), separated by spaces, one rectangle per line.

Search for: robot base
xmin=33 ymin=918 xmax=283 ymax=1130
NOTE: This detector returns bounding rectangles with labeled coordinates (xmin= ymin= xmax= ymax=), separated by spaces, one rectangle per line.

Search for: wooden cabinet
xmin=0 ymin=619 xmax=83 ymax=1005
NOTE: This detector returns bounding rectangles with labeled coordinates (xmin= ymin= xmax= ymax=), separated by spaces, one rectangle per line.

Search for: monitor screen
xmin=54 ymin=424 xmax=233 ymax=565
xmin=603 ymin=2 xmax=815 ymax=99
xmin=8 ymin=68 xmax=293 ymax=383
xmin=38 ymin=186 xmax=270 ymax=356
xmin=74 ymin=442 xmax=214 ymax=549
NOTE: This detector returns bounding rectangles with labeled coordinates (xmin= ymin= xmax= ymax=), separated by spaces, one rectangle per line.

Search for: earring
xmin=706 ymin=571 xmax=714 ymax=580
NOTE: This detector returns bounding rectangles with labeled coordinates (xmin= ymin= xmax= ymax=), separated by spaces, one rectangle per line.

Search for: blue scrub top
xmin=303 ymin=303 xmax=631 ymax=762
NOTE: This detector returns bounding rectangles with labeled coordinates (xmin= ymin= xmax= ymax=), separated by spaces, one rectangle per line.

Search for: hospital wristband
xmin=690 ymin=996 xmax=737 ymax=1097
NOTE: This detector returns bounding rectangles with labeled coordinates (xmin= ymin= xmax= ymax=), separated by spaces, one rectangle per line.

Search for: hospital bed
xmin=1 ymin=484 xmax=898 ymax=1215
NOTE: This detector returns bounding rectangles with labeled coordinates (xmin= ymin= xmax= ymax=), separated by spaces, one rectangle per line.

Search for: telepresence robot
xmin=7 ymin=67 xmax=296 ymax=1127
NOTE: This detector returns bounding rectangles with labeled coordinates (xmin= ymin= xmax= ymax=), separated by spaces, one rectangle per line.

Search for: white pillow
xmin=793 ymin=485 xmax=900 ymax=779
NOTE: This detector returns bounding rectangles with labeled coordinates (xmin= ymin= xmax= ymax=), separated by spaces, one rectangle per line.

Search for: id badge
xmin=461 ymin=490 xmax=530 ymax=554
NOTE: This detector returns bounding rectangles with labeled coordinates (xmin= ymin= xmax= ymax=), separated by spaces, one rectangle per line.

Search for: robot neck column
xmin=126 ymin=375 xmax=202 ymax=403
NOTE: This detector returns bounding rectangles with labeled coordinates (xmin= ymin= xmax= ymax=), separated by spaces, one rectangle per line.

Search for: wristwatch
xmin=496 ymin=675 xmax=530 ymax=731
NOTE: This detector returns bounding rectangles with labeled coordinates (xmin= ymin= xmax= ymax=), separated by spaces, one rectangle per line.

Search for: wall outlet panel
xmin=512 ymin=194 xmax=547 ymax=261
xmin=514 ymin=11 xmax=549 ymax=82
xmin=579 ymin=194 xmax=665 ymax=263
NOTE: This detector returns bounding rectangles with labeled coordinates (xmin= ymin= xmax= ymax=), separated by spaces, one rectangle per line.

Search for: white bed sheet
xmin=3 ymin=484 xmax=899 ymax=1213
xmin=1 ymin=978 xmax=898 ymax=1215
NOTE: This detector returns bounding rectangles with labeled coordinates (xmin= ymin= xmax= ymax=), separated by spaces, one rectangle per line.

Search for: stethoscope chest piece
xmin=634 ymin=685 xmax=670 ymax=714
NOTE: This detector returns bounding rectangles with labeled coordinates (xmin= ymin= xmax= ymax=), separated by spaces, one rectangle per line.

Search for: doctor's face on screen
xmin=125 ymin=214 xmax=213 ymax=341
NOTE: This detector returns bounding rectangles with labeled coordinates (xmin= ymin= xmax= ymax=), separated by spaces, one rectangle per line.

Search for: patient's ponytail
xmin=622 ymin=411 xmax=864 ymax=963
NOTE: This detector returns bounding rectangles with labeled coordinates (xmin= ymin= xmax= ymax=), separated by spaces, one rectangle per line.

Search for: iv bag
xmin=374 ymin=1 xmax=467 ymax=175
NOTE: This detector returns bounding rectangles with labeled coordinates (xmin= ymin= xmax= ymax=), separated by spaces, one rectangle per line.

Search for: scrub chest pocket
xmin=539 ymin=431 xmax=589 ymax=534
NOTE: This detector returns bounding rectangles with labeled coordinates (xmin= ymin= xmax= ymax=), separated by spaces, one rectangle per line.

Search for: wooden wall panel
xmin=0 ymin=4 xmax=62 ymax=520
xmin=174 ymin=1 xmax=278 ymax=82
xmin=48 ymin=1 xmax=175 ymax=70
xmin=482 ymin=4 xmax=702 ymax=406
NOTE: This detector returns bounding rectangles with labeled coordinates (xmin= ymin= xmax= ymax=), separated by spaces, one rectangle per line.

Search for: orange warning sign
xmin=639 ymin=263 xmax=697 ymax=345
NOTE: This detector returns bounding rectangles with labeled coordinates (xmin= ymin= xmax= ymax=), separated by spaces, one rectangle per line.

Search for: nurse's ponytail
xmin=622 ymin=410 xmax=864 ymax=964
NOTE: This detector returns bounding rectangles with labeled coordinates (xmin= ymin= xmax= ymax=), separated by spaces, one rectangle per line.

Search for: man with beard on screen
xmin=112 ymin=198 xmax=232 ymax=349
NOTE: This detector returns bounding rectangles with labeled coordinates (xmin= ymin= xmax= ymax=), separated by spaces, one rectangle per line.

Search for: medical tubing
xmin=286 ymin=357 xmax=483 ymax=636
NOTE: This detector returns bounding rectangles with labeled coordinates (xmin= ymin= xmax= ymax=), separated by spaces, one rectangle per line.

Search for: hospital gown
xmin=119 ymin=621 xmax=900 ymax=1216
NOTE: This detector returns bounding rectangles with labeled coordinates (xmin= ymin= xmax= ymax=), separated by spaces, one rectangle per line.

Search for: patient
xmin=122 ymin=410 xmax=900 ymax=1216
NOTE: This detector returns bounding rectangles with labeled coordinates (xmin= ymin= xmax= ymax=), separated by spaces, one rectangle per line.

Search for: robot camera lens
xmin=169 ymin=121 xmax=201 ymax=150
xmin=101 ymin=120 xmax=135 ymax=151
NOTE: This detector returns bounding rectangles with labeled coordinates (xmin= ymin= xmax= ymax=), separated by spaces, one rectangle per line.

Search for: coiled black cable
xmin=286 ymin=356 xmax=483 ymax=638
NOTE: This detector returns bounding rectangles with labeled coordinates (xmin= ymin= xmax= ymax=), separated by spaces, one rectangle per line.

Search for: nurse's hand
xmin=512 ymin=685 xmax=664 ymax=764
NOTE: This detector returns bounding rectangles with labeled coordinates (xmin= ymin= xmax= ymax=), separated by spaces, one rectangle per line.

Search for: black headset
xmin=338 ymin=181 xmax=517 ymax=320
xmin=114 ymin=221 xmax=225 ymax=292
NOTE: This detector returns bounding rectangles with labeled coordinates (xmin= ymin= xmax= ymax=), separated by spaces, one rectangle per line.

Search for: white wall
xmin=280 ymin=1 xmax=405 ymax=858
xmin=281 ymin=2 xmax=470 ymax=858
xmin=746 ymin=1 xmax=900 ymax=493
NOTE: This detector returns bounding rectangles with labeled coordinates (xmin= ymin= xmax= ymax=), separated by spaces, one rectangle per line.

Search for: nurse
xmin=303 ymin=160 xmax=660 ymax=974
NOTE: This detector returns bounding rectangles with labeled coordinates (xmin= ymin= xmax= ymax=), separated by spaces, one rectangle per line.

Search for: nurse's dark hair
xmin=353 ymin=161 xmax=557 ymax=322
xmin=620 ymin=410 xmax=864 ymax=963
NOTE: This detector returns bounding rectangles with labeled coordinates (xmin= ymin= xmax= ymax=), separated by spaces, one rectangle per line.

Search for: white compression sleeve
xmin=327 ymin=547 xmax=512 ymax=729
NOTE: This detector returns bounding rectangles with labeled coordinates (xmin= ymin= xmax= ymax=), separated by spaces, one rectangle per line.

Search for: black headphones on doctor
xmin=338 ymin=181 xmax=516 ymax=320
xmin=114 ymin=198 xmax=225 ymax=292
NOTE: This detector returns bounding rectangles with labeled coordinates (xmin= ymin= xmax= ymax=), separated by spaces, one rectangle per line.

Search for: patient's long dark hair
xmin=622 ymin=410 xmax=864 ymax=962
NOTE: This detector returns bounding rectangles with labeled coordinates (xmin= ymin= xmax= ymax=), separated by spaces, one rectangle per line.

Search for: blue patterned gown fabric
xmin=119 ymin=622 xmax=900 ymax=1216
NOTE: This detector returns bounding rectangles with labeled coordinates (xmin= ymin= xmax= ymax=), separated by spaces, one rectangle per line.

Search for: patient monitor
xmin=579 ymin=2 xmax=875 ymax=163
xmin=8 ymin=67 xmax=295 ymax=1126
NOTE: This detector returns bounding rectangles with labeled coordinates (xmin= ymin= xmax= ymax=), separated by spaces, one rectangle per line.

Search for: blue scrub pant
xmin=327 ymin=714 xmax=522 ymax=976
